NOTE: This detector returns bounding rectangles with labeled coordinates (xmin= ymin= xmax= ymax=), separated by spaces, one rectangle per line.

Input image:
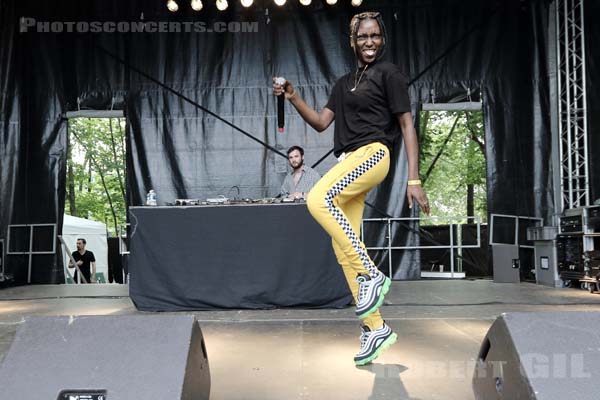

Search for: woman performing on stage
xmin=273 ymin=11 xmax=430 ymax=365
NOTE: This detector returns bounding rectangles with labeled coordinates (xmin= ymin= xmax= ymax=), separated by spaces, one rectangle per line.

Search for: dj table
xmin=128 ymin=204 xmax=352 ymax=311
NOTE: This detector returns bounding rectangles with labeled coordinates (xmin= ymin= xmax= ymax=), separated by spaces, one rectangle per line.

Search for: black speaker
xmin=473 ymin=311 xmax=600 ymax=400
xmin=0 ymin=314 xmax=210 ymax=399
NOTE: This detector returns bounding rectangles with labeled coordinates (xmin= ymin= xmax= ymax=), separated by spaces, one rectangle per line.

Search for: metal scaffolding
xmin=556 ymin=0 xmax=589 ymax=211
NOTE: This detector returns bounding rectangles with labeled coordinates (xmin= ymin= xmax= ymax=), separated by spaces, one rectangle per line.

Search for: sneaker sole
xmin=354 ymin=332 xmax=397 ymax=366
xmin=356 ymin=277 xmax=391 ymax=319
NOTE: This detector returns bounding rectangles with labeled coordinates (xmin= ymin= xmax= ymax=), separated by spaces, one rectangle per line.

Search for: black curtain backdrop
xmin=586 ymin=0 xmax=600 ymax=203
xmin=1 ymin=0 xmax=598 ymax=284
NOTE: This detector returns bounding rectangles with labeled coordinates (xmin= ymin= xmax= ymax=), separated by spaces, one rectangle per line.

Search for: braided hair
xmin=348 ymin=11 xmax=388 ymax=62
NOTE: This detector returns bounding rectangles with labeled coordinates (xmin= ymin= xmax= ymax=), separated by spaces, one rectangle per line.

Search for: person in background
xmin=69 ymin=238 xmax=96 ymax=284
xmin=280 ymin=145 xmax=321 ymax=200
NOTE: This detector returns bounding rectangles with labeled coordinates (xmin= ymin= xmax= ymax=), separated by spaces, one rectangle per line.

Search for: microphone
xmin=275 ymin=77 xmax=285 ymax=133
xmin=277 ymin=94 xmax=285 ymax=133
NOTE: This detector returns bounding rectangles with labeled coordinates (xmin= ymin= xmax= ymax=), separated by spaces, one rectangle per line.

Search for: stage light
xmin=325 ymin=0 xmax=337 ymax=4
xmin=216 ymin=0 xmax=228 ymax=10
xmin=191 ymin=0 xmax=203 ymax=11
xmin=351 ymin=0 xmax=363 ymax=6
xmin=167 ymin=0 xmax=179 ymax=12
xmin=299 ymin=0 xmax=311 ymax=4
xmin=241 ymin=0 xmax=254 ymax=7
xmin=274 ymin=0 xmax=286 ymax=5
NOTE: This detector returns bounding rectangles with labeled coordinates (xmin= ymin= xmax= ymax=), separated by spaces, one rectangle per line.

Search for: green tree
xmin=66 ymin=118 xmax=126 ymax=236
xmin=419 ymin=110 xmax=487 ymax=225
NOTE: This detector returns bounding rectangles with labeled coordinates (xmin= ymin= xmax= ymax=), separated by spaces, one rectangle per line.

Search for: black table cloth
xmin=129 ymin=204 xmax=352 ymax=311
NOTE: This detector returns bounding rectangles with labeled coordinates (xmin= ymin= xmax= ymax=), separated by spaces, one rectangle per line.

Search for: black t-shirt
xmin=72 ymin=250 xmax=96 ymax=282
xmin=325 ymin=61 xmax=411 ymax=157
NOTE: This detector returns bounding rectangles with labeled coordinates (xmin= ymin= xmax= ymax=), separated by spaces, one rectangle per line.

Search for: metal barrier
xmin=6 ymin=223 xmax=57 ymax=283
xmin=488 ymin=213 xmax=543 ymax=248
xmin=361 ymin=216 xmax=482 ymax=279
xmin=119 ymin=223 xmax=130 ymax=255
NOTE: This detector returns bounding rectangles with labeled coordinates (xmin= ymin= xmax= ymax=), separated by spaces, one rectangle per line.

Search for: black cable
xmin=311 ymin=148 xmax=334 ymax=169
xmin=407 ymin=10 xmax=497 ymax=85
xmin=95 ymin=45 xmax=288 ymax=159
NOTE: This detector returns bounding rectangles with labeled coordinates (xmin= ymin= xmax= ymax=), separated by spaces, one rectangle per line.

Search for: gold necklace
xmin=351 ymin=64 xmax=369 ymax=92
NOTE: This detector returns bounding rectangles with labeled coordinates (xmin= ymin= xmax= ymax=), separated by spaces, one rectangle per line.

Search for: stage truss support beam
xmin=555 ymin=0 xmax=589 ymax=211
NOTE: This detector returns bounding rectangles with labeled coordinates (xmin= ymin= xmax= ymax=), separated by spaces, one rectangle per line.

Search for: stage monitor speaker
xmin=472 ymin=311 xmax=600 ymax=400
xmin=0 ymin=314 xmax=210 ymax=399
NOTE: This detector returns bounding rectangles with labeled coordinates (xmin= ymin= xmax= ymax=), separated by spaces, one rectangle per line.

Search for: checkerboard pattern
xmin=324 ymin=149 xmax=386 ymax=277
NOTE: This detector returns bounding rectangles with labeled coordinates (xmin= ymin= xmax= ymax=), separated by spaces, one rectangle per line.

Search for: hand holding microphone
xmin=272 ymin=76 xmax=296 ymax=99
xmin=273 ymin=77 xmax=296 ymax=133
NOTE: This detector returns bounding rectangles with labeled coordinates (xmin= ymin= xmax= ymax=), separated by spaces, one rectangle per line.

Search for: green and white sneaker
xmin=354 ymin=323 xmax=397 ymax=366
xmin=355 ymin=273 xmax=391 ymax=319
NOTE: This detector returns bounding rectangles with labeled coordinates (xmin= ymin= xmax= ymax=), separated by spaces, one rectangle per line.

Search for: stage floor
xmin=2 ymin=280 xmax=600 ymax=400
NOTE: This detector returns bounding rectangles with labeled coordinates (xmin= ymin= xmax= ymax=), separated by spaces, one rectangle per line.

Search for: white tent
xmin=62 ymin=214 xmax=108 ymax=283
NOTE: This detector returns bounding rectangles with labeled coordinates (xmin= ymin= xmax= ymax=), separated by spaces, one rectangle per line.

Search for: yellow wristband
xmin=407 ymin=179 xmax=422 ymax=186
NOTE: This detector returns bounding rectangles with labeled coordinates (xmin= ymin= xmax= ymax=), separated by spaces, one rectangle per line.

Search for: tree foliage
xmin=66 ymin=118 xmax=126 ymax=236
xmin=419 ymin=111 xmax=487 ymax=225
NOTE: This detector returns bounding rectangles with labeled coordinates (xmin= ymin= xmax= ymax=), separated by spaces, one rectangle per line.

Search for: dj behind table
xmin=128 ymin=200 xmax=352 ymax=311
